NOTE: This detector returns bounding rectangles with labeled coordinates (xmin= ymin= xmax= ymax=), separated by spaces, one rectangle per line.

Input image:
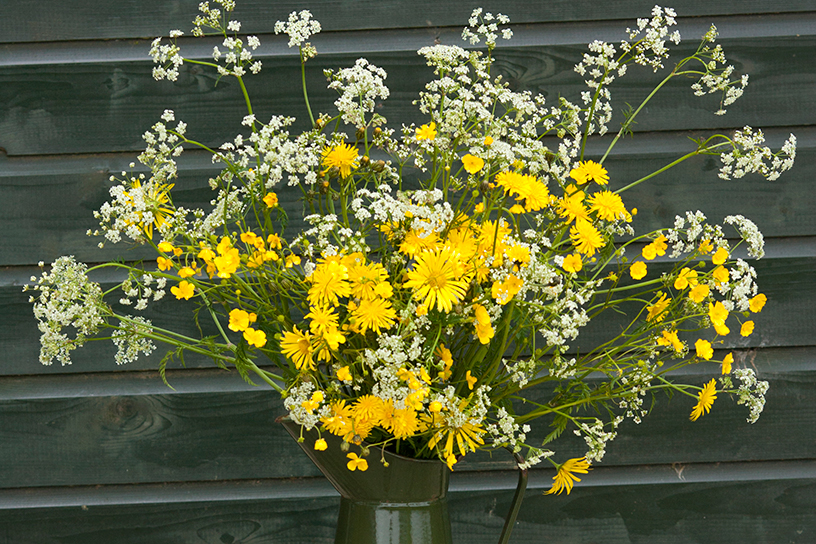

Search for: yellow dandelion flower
xmin=352 ymin=297 xmax=397 ymax=334
xmin=322 ymin=400 xmax=353 ymax=437
xmin=322 ymin=143 xmax=359 ymax=178
xmin=545 ymin=457 xmax=591 ymax=495
xmin=305 ymin=304 xmax=339 ymax=334
xmin=569 ymin=219 xmax=605 ymax=256
xmin=690 ymin=379 xmax=717 ymax=421
xmin=557 ymin=190 xmax=589 ymax=224
xmin=404 ymin=249 xmax=468 ymax=313
xmin=308 ymin=261 xmax=351 ymax=307
xmin=646 ymin=292 xmax=671 ymax=322
xmin=281 ymin=326 xmax=315 ymax=371
xmin=588 ymin=190 xmax=627 ymax=221
xmin=569 ymin=160 xmax=608 ymax=185
xmin=387 ymin=407 xmax=420 ymax=439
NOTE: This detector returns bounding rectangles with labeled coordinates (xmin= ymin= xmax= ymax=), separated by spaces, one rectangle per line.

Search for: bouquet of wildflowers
xmin=30 ymin=2 xmax=795 ymax=495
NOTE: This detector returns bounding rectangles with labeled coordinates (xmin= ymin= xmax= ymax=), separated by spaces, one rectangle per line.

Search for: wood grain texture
xmin=2 ymin=252 xmax=814 ymax=376
xmin=0 ymin=472 xmax=815 ymax=542
xmin=0 ymin=1 xmax=813 ymax=43
xmin=0 ymin=345 xmax=813 ymax=488
xmin=0 ymin=34 xmax=812 ymax=156
xmin=0 ymin=127 xmax=813 ymax=266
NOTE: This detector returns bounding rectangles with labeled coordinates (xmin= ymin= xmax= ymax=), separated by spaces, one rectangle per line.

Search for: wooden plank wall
xmin=1 ymin=1 xmax=814 ymax=542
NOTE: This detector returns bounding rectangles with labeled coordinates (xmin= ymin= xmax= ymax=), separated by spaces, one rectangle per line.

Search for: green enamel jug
xmin=281 ymin=418 xmax=527 ymax=544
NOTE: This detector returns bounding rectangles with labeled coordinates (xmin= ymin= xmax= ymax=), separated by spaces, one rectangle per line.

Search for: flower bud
xmin=356 ymin=127 xmax=366 ymax=140
xmin=372 ymin=160 xmax=385 ymax=172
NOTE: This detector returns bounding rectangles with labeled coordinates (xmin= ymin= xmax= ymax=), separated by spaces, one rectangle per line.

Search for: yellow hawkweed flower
xmin=588 ymin=190 xmax=626 ymax=221
xmin=690 ymin=379 xmax=717 ymax=421
xmin=170 ymin=280 xmax=195 ymax=300
xmin=569 ymin=218 xmax=605 ymax=256
xmin=545 ymin=457 xmax=591 ymax=495
xmin=569 ymin=160 xmax=608 ymax=185
xmin=741 ymin=321 xmax=755 ymax=337
xmin=415 ymin=122 xmax=437 ymax=141
xmin=404 ymin=249 xmax=468 ymax=313
xmin=695 ymin=339 xmax=714 ymax=360
xmin=646 ymin=292 xmax=670 ymax=322
xmin=281 ymin=326 xmax=315 ymax=371
xmin=322 ymin=143 xmax=359 ymax=179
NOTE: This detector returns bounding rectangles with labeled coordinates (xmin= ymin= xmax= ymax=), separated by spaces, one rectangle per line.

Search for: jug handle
xmin=498 ymin=450 xmax=528 ymax=544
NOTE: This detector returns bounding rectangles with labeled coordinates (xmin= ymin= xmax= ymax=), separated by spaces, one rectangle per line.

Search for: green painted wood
xmin=0 ymin=2 xmax=813 ymax=43
xmin=2 ymin=253 xmax=814 ymax=376
xmin=0 ymin=128 xmax=812 ymax=266
xmin=0 ymin=472 xmax=815 ymax=542
xmin=0 ymin=346 xmax=813 ymax=488
xmin=0 ymin=35 xmax=812 ymax=156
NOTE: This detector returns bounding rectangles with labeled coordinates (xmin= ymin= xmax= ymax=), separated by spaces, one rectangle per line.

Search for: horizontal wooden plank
xmin=0 ymin=467 xmax=815 ymax=542
xmin=2 ymin=253 xmax=814 ymax=376
xmin=0 ymin=346 xmax=813 ymax=488
xmin=0 ymin=3 xmax=813 ymax=44
xmin=0 ymin=127 xmax=813 ymax=267
xmin=0 ymin=32 xmax=813 ymax=156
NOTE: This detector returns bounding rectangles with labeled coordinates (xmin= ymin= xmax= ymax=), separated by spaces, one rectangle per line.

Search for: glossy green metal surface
xmin=281 ymin=418 xmax=452 ymax=543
